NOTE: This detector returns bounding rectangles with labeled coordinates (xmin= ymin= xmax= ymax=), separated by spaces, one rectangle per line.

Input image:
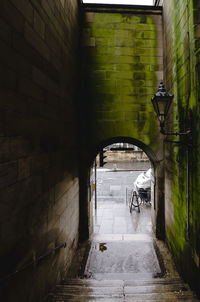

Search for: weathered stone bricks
xmin=0 ymin=138 xmax=10 ymax=163
xmin=60 ymin=0 xmax=65 ymax=8
xmin=41 ymin=0 xmax=54 ymax=22
xmin=18 ymin=77 xmax=45 ymax=101
xmin=83 ymin=4 xmax=163 ymax=140
xmin=0 ymin=161 xmax=18 ymax=190
xmin=18 ymin=158 xmax=30 ymax=181
xmin=34 ymin=10 xmax=45 ymax=39
xmin=0 ymin=1 xmax=80 ymax=302
xmin=163 ymin=0 xmax=200 ymax=295
xmin=45 ymin=26 xmax=61 ymax=55
xmin=0 ymin=0 xmax=24 ymax=33
xmin=0 ymin=18 xmax=12 ymax=45
xmin=32 ymin=66 xmax=47 ymax=89
xmin=0 ymin=38 xmax=32 ymax=78
xmin=24 ymin=22 xmax=50 ymax=61
xmin=10 ymin=0 xmax=33 ymax=25
xmin=12 ymin=31 xmax=43 ymax=71
xmin=0 ymin=65 xmax=17 ymax=90
xmin=85 ymin=12 xmax=94 ymax=23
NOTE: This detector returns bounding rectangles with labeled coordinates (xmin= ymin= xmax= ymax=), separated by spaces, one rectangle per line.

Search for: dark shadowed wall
xmin=0 ymin=0 xmax=80 ymax=301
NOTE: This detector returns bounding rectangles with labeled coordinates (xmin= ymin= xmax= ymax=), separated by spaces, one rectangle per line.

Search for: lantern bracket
xmin=151 ymin=81 xmax=191 ymax=137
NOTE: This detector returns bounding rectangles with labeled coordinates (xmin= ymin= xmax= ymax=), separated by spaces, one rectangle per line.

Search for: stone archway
xmin=91 ymin=136 xmax=158 ymax=164
xmin=79 ymin=136 xmax=165 ymax=242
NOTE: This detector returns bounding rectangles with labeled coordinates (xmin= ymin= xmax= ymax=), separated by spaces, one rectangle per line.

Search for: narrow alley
xmin=48 ymin=167 xmax=199 ymax=301
xmin=1 ymin=0 xmax=200 ymax=301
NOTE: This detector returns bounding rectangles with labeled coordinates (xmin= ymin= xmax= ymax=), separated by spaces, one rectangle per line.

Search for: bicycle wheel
xmin=129 ymin=190 xmax=134 ymax=213
xmin=132 ymin=191 xmax=142 ymax=212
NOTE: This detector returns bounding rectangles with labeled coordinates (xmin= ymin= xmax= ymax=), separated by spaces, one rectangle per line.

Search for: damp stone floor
xmin=93 ymin=168 xmax=152 ymax=236
xmin=64 ymin=169 xmax=199 ymax=302
xmin=87 ymin=168 xmax=158 ymax=280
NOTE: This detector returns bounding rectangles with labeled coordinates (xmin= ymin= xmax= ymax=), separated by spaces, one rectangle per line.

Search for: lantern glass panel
xmin=157 ymin=100 xmax=166 ymax=115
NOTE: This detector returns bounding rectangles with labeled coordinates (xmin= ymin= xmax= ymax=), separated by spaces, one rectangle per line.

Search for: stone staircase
xmin=47 ymin=277 xmax=199 ymax=301
xmin=47 ymin=237 xmax=200 ymax=302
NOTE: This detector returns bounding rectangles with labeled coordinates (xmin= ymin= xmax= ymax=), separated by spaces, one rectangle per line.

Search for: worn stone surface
xmin=84 ymin=240 xmax=162 ymax=279
xmin=47 ymin=235 xmax=199 ymax=302
xmin=47 ymin=164 xmax=199 ymax=301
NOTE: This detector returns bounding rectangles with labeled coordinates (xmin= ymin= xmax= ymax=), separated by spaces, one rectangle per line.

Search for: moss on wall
xmin=163 ymin=0 xmax=200 ymax=294
xmin=82 ymin=10 xmax=163 ymax=155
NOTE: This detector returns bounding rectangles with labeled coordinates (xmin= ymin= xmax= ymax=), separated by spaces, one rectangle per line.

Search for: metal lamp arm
xmin=160 ymin=121 xmax=191 ymax=136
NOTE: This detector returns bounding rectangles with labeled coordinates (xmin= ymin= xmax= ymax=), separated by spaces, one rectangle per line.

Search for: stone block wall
xmin=79 ymin=5 xmax=166 ymax=242
xmin=163 ymin=0 xmax=200 ymax=294
xmin=96 ymin=150 xmax=149 ymax=164
xmin=82 ymin=7 xmax=163 ymax=156
xmin=0 ymin=1 xmax=80 ymax=301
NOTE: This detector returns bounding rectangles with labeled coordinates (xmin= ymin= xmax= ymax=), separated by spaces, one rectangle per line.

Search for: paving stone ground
xmin=52 ymin=169 xmax=199 ymax=301
xmin=94 ymin=168 xmax=152 ymax=234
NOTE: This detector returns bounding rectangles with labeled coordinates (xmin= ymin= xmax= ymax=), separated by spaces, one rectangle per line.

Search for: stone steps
xmin=47 ymin=278 xmax=199 ymax=302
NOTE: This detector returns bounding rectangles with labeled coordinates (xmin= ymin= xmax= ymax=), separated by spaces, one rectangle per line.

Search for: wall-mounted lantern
xmin=151 ymin=81 xmax=192 ymax=241
xmin=151 ymin=81 xmax=191 ymax=136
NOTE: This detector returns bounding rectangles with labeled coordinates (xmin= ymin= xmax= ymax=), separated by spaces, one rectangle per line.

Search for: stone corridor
xmin=47 ymin=196 xmax=199 ymax=301
xmin=1 ymin=0 xmax=200 ymax=301
xmin=48 ymin=167 xmax=199 ymax=301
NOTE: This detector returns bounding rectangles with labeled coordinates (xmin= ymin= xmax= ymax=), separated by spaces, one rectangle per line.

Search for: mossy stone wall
xmin=163 ymin=0 xmax=200 ymax=294
xmin=82 ymin=8 xmax=163 ymax=157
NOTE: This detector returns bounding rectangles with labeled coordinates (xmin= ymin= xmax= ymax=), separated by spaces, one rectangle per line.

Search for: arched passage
xmin=79 ymin=136 xmax=165 ymax=242
xmin=90 ymin=136 xmax=158 ymax=165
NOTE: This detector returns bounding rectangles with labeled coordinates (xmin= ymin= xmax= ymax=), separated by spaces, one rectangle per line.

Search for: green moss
xmin=134 ymin=48 xmax=158 ymax=56
xmin=170 ymin=0 xmax=191 ymax=254
xmin=90 ymin=63 xmax=116 ymax=71
xmin=95 ymin=37 xmax=115 ymax=47
xmin=93 ymin=55 xmax=139 ymax=64
xmin=116 ymin=85 xmax=136 ymax=95
xmin=121 ymin=15 xmax=141 ymax=24
xmin=117 ymin=79 xmax=145 ymax=87
xmin=116 ymin=62 xmax=150 ymax=71
xmin=135 ymin=39 xmax=157 ymax=48
xmin=134 ymin=30 xmax=157 ymax=40
xmin=114 ymin=47 xmax=134 ymax=56
xmin=165 ymin=1 xmax=200 ymax=288
xmin=106 ymin=71 xmax=133 ymax=80
xmin=94 ymin=13 xmax=123 ymax=23
xmin=115 ymin=64 xmax=135 ymax=72
xmin=91 ymin=29 xmax=114 ymax=37
xmin=83 ymin=11 xmax=160 ymax=151
xmin=116 ymin=79 xmax=134 ymax=87
xmin=114 ymin=36 xmax=135 ymax=47
xmin=92 ymin=80 xmax=116 ymax=94
xmin=95 ymin=47 xmax=115 ymax=56
xmin=140 ymin=56 xmax=159 ymax=64
xmin=114 ymin=23 xmax=139 ymax=30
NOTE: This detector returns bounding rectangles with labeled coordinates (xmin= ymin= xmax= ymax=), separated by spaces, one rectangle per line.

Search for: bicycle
xmin=129 ymin=190 xmax=142 ymax=213
xmin=129 ymin=188 xmax=151 ymax=213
